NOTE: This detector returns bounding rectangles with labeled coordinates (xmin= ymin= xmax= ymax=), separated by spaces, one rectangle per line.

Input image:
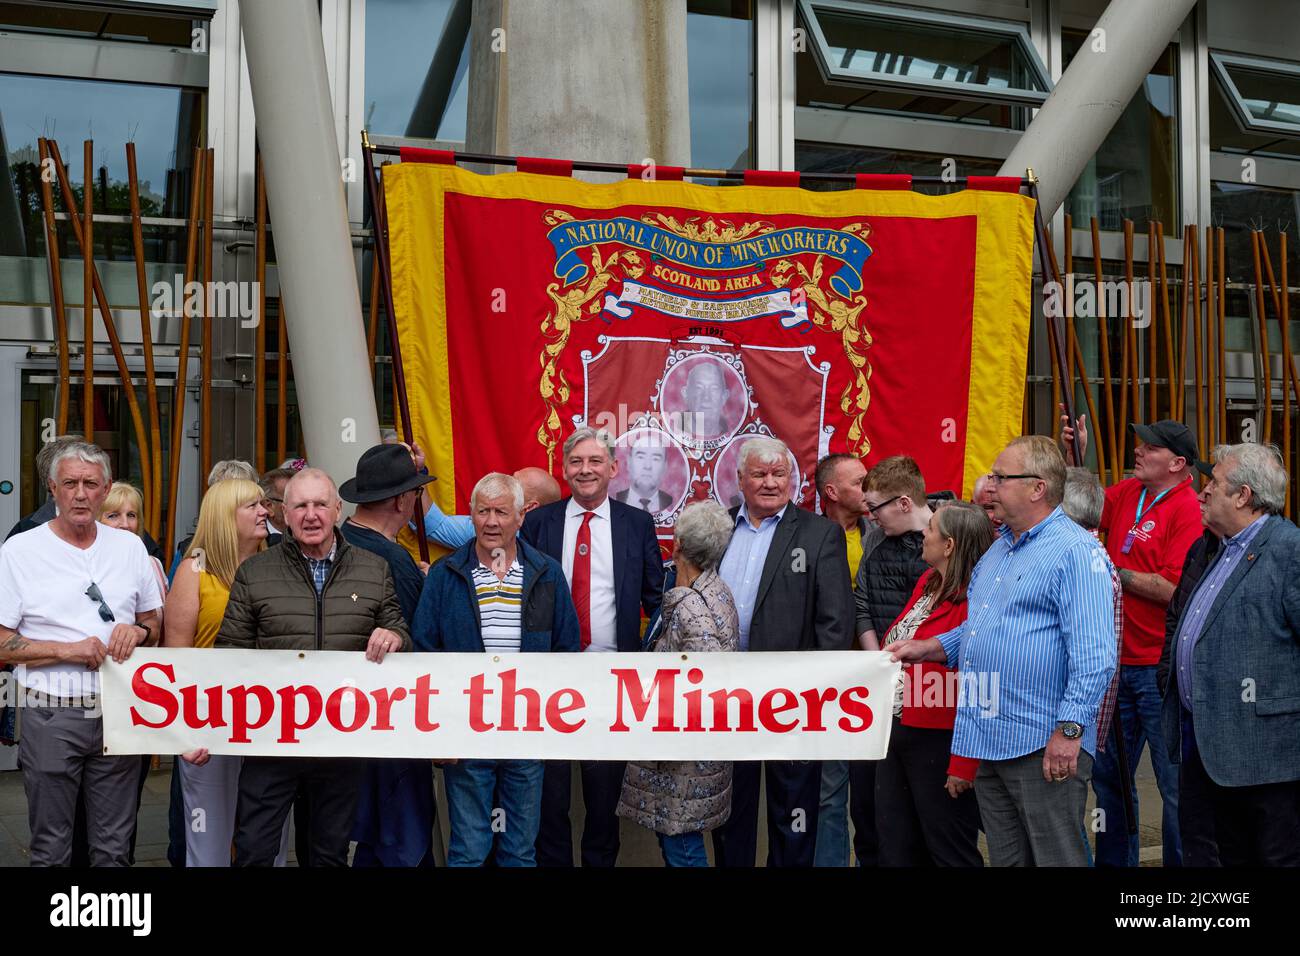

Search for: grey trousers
xmin=976 ymin=748 xmax=1093 ymax=867
xmin=19 ymin=704 xmax=140 ymax=867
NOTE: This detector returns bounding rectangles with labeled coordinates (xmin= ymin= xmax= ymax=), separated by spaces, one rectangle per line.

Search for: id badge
xmin=1120 ymin=530 xmax=1136 ymax=554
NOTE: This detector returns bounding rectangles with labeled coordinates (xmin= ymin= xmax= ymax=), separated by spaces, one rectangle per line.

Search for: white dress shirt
xmin=561 ymin=496 xmax=617 ymax=652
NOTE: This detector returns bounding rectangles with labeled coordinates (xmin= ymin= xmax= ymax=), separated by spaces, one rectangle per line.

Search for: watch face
xmin=1063 ymin=722 xmax=1082 ymax=738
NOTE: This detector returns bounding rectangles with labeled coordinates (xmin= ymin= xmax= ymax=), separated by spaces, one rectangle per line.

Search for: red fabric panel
xmin=517 ymin=156 xmax=574 ymax=177
xmin=626 ymin=164 xmax=685 ymax=181
xmin=398 ymin=147 xmax=455 ymax=165
xmin=854 ymin=174 xmax=912 ymax=190
xmin=743 ymin=169 xmax=801 ymax=187
xmin=966 ymin=175 xmax=1023 ymax=193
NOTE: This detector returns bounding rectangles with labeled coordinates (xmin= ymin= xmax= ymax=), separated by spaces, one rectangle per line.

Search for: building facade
xmin=1 ymin=0 xmax=1297 ymax=540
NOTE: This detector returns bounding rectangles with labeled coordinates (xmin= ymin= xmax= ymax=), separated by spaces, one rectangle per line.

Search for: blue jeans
xmin=443 ymin=759 xmax=544 ymax=867
xmin=1091 ymin=665 xmax=1182 ymax=867
xmin=658 ymin=831 xmax=709 ymax=867
xmin=814 ymin=760 xmax=850 ymax=866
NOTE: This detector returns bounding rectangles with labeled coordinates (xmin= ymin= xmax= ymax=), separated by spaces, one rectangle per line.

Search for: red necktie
xmin=572 ymin=511 xmax=594 ymax=649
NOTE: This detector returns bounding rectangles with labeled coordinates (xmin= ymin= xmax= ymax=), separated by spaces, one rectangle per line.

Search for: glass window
xmin=1063 ymin=31 xmax=1178 ymax=230
xmin=1212 ymin=53 xmax=1300 ymax=139
xmin=796 ymin=0 xmax=1047 ymax=130
xmin=0 ymin=71 xmax=205 ymax=305
xmin=1211 ymin=74 xmax=1300 ymax=160
xmin=0 ymin=1 xmax=201 ymax=46
xmin=686 ymin=0 xmax=753 ymax=170
xmin=1210 ymin=181 xmax=1300 ymax=288
xmin=364 ymin=0 xmax=469 ymax=141
xmin=795 ymin=141 xmax=1003 ymax=193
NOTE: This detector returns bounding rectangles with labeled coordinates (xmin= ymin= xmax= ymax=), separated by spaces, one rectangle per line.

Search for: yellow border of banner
xmin=385 ymin=164 xmax=1035 ymax=502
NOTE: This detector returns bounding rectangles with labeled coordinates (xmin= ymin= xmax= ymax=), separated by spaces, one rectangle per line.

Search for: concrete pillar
xmin=999 ymin=0 xmax=1198 ymax=219
xmin=238 ymin=0 xmax=380 ymax=484
xmin=466 ymin=0 xmax=691 ymax=177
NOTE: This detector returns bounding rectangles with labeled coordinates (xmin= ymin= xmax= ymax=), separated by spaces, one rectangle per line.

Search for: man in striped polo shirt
xmin=412 ymin=473 xmax=581 ymax=866
xmin=890 ymin=436 xmax=1117 ymax=866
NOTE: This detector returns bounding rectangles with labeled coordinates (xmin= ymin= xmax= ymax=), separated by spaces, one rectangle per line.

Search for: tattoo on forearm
xmin=1 ymin=633 xmax=29 ymax=653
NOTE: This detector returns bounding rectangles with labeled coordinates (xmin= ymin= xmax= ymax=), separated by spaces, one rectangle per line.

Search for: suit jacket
xmin=521 ymin=496 xmax=664 ymax=652
xmin=614 ymin=488 xmax=673 ymax=512
xmin=728 ymin=501 xmax=854 ymax=652
xmin=1160 ymin=514 xmax=1300 ymax=787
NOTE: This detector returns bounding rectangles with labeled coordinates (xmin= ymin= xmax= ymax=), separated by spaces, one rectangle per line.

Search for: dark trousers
xmin=712 ymin=760 xmax=822 ymax=867
xmin=1180 ymin=726 xmax=1300 ymax=867
xmin=1177 ymin=708 xmax=1219 ymax=866
xmin=536 ymin=759 xmax=626 ymax=867
xmin=233 ymin=757 xmax=363 ymax=867
xmin=874 ymin=719 xmax=982 ymax=867
xmin=848 ymin=760 xmax=878 ymax=866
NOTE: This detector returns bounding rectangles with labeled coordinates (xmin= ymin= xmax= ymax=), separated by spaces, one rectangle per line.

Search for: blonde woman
xmin=163 ymin=478 xmax=289 ymax=866
xmin=100 ymin=481 xmax=168 ymax=606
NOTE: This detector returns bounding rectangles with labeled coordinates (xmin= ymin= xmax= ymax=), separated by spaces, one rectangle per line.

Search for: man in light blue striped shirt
xmin=891 ymin=436 xmax=1116 ymax=866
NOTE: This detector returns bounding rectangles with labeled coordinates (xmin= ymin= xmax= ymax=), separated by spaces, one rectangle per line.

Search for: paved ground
xmin=0 ymin=750 xmax=1166 ymax=866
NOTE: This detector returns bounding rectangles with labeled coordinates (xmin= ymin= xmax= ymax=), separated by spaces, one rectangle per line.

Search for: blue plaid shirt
xmin=303 ymin=540 xmax=337 ymax=594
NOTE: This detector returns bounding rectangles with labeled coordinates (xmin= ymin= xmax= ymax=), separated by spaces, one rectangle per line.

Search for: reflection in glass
xmin=364 ymin=0 xmax=469 ymax=141
xmin=1210 ymin=71 xmax=1300 ymax=160
xmin=1221 ymin=59 xmax=1300 ymax=132
xmin=796 ymin=141 xmax=1003 ymax=194
xmin=0 ymin=2 xmax=197 ymax=46
xmin=687 ymin=0 xmax=753 ymax=170
xmin=0 ymin=71 xmax=203 ymax=304
xmin=1210 ymin=181 xmax=1300 ymax=290
xmin=796 ymin=3 xmax=1040 ymax=130
xmin=1064 ymin=32 xmax=1178 ymax=230
xmin=814 ymin=10 xmax=1046 ymax=94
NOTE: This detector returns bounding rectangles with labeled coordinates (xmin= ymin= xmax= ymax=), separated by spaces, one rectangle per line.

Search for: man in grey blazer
xmin=710 ymin=436 xmax=855 ymax=867
xmin=1163 ymin=442 xmax=1300 ymax=866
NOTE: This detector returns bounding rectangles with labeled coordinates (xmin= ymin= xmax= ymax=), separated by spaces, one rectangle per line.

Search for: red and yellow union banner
xmin=386 ymin=164 xmax=1035 ymax=543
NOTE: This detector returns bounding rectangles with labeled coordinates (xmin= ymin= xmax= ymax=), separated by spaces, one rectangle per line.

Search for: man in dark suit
xmin=522 ymin=426 xmax=664 ymax=866
xmin=711 ymin=436 xmax=855 ymax=867
xmin=612 ymin=435 xmax=674 ymax=514
xmin=1161 ymin=442 xmax=1300 ymax=866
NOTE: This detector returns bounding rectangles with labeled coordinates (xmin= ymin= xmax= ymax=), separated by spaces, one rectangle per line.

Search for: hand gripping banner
xmin=385 ymin=165 xmax=1036 ymax=546
xmin=101 ymin=649 xmax=900 ymax=761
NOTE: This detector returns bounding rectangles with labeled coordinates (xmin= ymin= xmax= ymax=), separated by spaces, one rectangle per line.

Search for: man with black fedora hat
xmin=1061 ymin=411 xmax=1206 ymax=868
xmin=339 ymin=443 xmax=438 ymax=867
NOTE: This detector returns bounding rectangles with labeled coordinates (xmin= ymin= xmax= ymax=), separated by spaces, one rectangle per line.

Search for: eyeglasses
xmin=85 ymin=582 xmax=115 ymax=623
xmin=986 ymin=472 xmax=1042 ymax=486
xmin=866 ymin=495 xmax=902 ymax=516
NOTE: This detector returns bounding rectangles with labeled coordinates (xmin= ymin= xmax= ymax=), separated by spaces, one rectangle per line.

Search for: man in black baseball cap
xmin=1059 ymin=410 xmax=1204 ymax=868
xmin=339 ymin=443 xmax=437 ymax=868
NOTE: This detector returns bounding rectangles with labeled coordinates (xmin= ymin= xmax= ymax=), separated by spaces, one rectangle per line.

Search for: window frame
xmin=797 ymin=0 xmax=1053 ymax=110
xmin=1209 ymin=51 xmax=1300 ymax=140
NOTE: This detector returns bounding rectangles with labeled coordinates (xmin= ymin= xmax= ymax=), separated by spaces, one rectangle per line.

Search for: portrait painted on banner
xmin=711 ymin=434 xmax=801 ymax=512
xmin=610 ymin=429 xmax=690 ymax=517
xmin=660 ymin=354 xmax=746 ymax=444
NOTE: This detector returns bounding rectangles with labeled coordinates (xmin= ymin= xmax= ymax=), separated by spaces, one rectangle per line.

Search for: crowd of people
xmin=0 ymin=412 xmax=1296 ymax=868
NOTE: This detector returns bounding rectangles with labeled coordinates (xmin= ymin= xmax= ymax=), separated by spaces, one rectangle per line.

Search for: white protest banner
xmin=101 ymin=649 xmax=899 ymax=761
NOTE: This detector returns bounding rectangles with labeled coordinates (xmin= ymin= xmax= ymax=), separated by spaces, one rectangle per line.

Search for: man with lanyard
xmin=1061 ymin=412 xmax=1204 ymax=867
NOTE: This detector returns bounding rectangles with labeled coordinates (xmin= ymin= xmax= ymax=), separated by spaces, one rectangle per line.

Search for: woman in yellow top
xmin=163 ymin=478 xmax=289 ymax=865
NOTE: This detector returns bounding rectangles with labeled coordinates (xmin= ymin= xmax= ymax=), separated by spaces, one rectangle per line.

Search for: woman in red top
xmin=876 ymin=500 xmax=992 ymax=866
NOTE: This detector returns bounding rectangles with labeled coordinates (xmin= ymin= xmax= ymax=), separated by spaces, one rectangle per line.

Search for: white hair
xmin=563 ymin=426 xmax=617 ymax=461
xmin=48 ymin=441 xmax=112 ymax=487
xmin=1062 ymin=467 xmax=1105 ymax=531
xmin=737 ymin=436 xmax=790 ymax=475
xmin=1213 ymin=443 xmax=1288 ymax=515
xmin=207 ymin=459 xmax=257 ymax=486
xmin=673 ymin=501 xmax=735 ymax=571
xmin=471 ymin=472 xmax=525 ymax=512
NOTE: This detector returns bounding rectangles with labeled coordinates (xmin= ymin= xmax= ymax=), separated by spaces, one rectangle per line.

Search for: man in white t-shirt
xmin=0 ymin=442 xmax=163 ymax=866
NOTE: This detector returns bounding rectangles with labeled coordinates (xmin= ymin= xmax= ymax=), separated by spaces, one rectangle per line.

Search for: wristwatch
xmin=1058 ymin=721 xmax=1084 ymax=740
